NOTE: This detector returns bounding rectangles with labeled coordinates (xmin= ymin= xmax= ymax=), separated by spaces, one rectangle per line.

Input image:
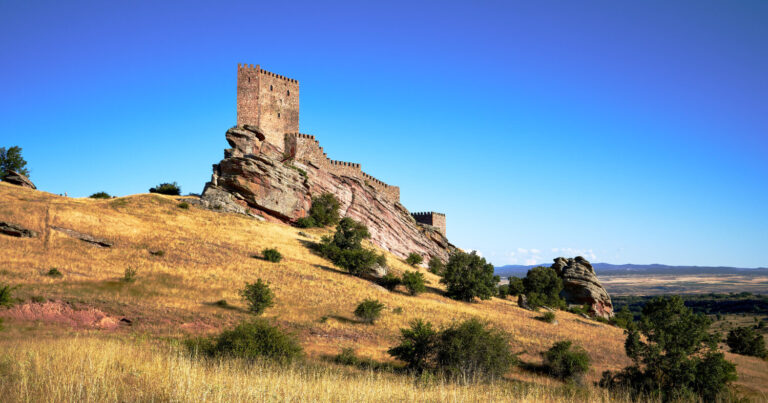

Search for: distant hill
xmin=495 ymin=262 xmax=768 ymax=278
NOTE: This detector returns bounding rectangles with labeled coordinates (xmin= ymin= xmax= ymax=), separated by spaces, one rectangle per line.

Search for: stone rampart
xmin=285 ymin=133 xmax=400 ymax=202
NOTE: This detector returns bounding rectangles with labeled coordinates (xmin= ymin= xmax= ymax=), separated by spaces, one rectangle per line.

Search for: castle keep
xmin=236 ymin=63 xmax=445 ymax=234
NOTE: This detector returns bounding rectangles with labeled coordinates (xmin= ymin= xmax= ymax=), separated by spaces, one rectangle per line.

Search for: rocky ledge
xmin=200 ymin=126 xmax=454 ymax=261
xmin=552 ymin=256 xmax=614 ymax=319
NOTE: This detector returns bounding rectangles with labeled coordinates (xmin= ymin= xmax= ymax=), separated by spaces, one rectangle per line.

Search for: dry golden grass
xmin=1 ymin=182 xmax=766 ymax=401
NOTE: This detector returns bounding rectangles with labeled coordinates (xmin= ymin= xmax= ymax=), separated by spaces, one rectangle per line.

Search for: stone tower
xmin=236 ymin=64 xmax=300 ymax=150
xmin=411 ymin=212 xmax=446 ymax=236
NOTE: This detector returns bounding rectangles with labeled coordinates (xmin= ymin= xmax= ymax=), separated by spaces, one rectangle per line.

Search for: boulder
xmin=0 ymin=221 xmax=38 ymax=238
xmin=551 ymin=256 xmax=613 ymax=319
xmin=202 ymin=126 xmax=454 ymax=261
xmin=51 ymin=226 xmax=112 ymax=247
xmin=2 ymin=170 xmax=35 ymax=189
xmin=517 ymin=294 xmax=532 ymax=310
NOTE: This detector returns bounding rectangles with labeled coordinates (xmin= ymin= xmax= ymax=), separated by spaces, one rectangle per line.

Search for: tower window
xmin=287 ymin=90 xmax=290 ymax=96
xmin=278 ymin=113 xmax=281 ymax=118
xmin=270 ymin=85 xmax=273 ymax=91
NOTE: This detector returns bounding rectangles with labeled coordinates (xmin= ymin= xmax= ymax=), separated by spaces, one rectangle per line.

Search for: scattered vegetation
xmin=542 ymin=340 xmax=591 ymax=383
xmin=401 ymin=271 xmax=426 ymax=296
xmin=427 ymin=257 xmax=444 ymax=276
xmin=261 ymin=248 xmax=283 ymax=263
xmin=240 ymin=279 xmax=274 ymax=315
xmin=0 ymin=145 xmax=29 ymax=177
xmin=186 ymin=320 xmax=302 ymax=363
xmin=496 ymin=284 xmax=509 ymax=299
xmin=611 ymin=306 xmax=635 ymax=329
xmin=600 ymin=296 xmax=737 ymax=401
xmin=177 ymin=201 xmax=190 ymax=209
xmin=285 ymin=163 xmax=308 ymax=179
xmin=121 ymin=268 xmax=137 ymax=283
xmin=538 ymin=311 xmax=556 ymax=324
xmin=378 ymin=273 xmax=401 ymax=291
xmin=315 ymin=218 xmax=386 ymax=276
xmin=297 ymin=193 xmax=340 ymax=228
xmin=354 ymin=298 xmax=385 ymax=324
xmin=507 ymin=276 xmax=524 ymax=296
xmin=727 ymin=326 xmax=767 ymax=358
xmin=522 ymin=266 xmax=566 ymax=309
xmin=46 ymin=268 xmax=63 ymax=278
xmin=388 ymin=318 xmax=517 ymax=383
xmin=149 ymin=182 xmax=181 ymax=195
xmin=440 ymin=251 xmax=499 ymax=302
xmin=0 ymin=283 xmax=15 ymax=307
xmin=405 ymin=252 xmax=423 ymax=266
xmin=332 ymin=347 xmax=394 ymax=371
xmin=89 ymin=191 xmax=111 ymax=199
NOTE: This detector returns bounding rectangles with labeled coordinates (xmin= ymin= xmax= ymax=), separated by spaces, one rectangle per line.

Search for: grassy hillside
xmin=1 ymin=182 xmax=766 ymax=402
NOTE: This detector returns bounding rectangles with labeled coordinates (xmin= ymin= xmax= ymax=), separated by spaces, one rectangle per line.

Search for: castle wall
xmin=285 ymin=133 xmax=401 ymax=203
xmin=237 ymin=64 xmax=299 ymax=150
xmin=411 ymin=212 xmax=446 ymax=235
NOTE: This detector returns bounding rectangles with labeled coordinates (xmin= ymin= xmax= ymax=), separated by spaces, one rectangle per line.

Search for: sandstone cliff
xmin=201 ymin=126 xmax=454 ymax=262
xmin=552 ymin=256 xmax=614 ymax=319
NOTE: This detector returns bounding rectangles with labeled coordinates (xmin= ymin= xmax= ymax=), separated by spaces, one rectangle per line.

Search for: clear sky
xmin=1 ymin=1 xmax=766 ymax=267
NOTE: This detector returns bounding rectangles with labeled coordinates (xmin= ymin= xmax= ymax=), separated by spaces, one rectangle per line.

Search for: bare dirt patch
xmin=0 ymin=300 xmax=125 ymax=330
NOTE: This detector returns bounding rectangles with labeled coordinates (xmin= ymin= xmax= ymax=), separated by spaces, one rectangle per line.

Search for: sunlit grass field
xmin=1 ymin=182 xmax=766 ymax=402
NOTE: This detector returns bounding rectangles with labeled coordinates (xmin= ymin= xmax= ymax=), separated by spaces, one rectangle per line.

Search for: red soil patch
xmin=0 ymin=301 xmax=124 ymax=330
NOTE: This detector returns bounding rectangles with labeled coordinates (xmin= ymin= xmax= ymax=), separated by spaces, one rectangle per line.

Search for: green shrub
xmin=406 ymin=253 xmax=423 ymax=266
xmin=354 ymin=298 xmax=385 ymax=324
xmin=0 ymin=146 xmax=29 ymax=178
xmin=334 ymin=347 xmax=360 ymax=366
xmin=240 ymin=279 xmax=274 ymax=315
xmin=427 ymin=258 xmax=444 ymax=276
xmin=46 ymin=268 xmax=63 ymax=278
xmin=89 ymin=191 xmax=111 ymax=199
xmin=401 ymin=271 xmax=426 ymax=296
xmin=30 ymin=295 xmax=45 ymax=303
xmin=440 ymin=251 xmax=499 ymax=302
xmin=543 ymin=340 xmax=591 ymax=382
xmin=296 ymin=217 xmax=316 ymax=228
xmin=379 ymin=273 xmax=401 ymax=291
xmin=177 ymin=201 xmax=190 ymax=209
xmin=522 ymin=266 xmax=566 ymax=309
xmin=0 ymin=317 xmax=4 ymax=331
xmin=436 ymin=318 xmax=517 ymax=382
xmin=121 ymin=268 xmax=137 ymax=283
xmin=507 ymin=276 xmax=524 ymax=296
xmin=567 ymin=304 xmax=590 ymax=316
xmin=497 ymin=284 xmax=509 ymax=299
xmin=538 ymin=311 xmax=556 ymax=323
xmin=315 ymin=218 xmax=385 ymax=277
xmin=611 ymin=306 xmax=634 ymax=329
xmin=387 ymin=319 xmax=438 ymax=373
xmin=0 ymin=283 xmax=14 ymax=307
xmin=727 ymin=326 xmax=767 ymax=358
xmin=187 ymin=320 xmax=302 ymax=363
xmin=262 ymin=248 xmax=283 ymax=263
xmin=300 ymin=193 xmax=340 ymax=228
xmin=149 ymin=182 xmax=181 ymax=195
xmin=601 ymin=296 xmax=737 ymax=401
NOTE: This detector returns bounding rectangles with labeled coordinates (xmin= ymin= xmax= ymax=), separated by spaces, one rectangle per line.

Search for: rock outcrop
xmin=0 ymin=221 xmax=38 ymax=238
xmin=51 ymin=226 xmax=112 ymax=248
xmin=552 ymin=256 xmax=614 ymax=319
xmin=202 ymin=126 xmax=454 ymax=261
xmin=2 ymin=170 xmax=35 ymax=189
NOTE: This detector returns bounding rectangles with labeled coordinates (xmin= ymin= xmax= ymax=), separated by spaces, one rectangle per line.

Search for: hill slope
xmin=1 ymin=182 xmax=766 ymax=401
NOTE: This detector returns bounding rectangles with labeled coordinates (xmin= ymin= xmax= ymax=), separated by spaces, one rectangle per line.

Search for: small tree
xmin=602 ymin=296 xmax=737 ymax=401
xmin=89 ymin=192 xmax=111 ymax=199
xmin=0 ymin=283 xmax=15 ymax=307
xmin=0 ymin=146 xmax=29 ymax=178
xmin=523 ymin=266 xmax=565 ymax=309
xmin=406 ymin=252 xmax=423 ymax=266
xmin=203 ymin=319 xmax=303 ymax=363
xmin=727 ymin=326 xmax=767 ymax=358
xmin=306 ymin=193 xmax=341 ymax=227
xmin=387 ymin=319 xmax=438 ymax=373
xmin=354 ymin=298 xmax=385 ymax=324
xmin=316 ymin=218 xmax=385 ymax=276
xmin=543 ymin=340 xmax=591 ymax=382
xmin=436 ymin=318 xmax=517 ymax=382
xmin=428 ymin=258 xmax=444 ymax=276
xmin=401 ymin=271 xmax=426 ymax=296
xmin=497 ymin=284 xmax=509 ymax=299
xmin=240 ymin=279 xmax=274 ymax=315
xmin=440 ymin=251 xmax=499 ymax=302
xmin=149 ymin=182 xmax=181 ymax=195
xmin=379 ymin=273 xmax=401 ymax=291
xmin=262 ymin=248 xmax=283 ymax=263
xmin=507 ymin=276 xmax=524 ymax=296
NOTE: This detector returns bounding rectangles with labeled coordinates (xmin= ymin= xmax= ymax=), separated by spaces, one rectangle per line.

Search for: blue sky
xmin=1 ymin=1 xmax=766 ymax=267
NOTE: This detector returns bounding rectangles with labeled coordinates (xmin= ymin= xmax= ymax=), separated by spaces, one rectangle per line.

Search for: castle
xmin=236 ymin=64 xmax=447 ymax=235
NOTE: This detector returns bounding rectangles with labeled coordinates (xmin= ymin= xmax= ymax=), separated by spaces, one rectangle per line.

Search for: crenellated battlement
xmin=238 ymin=63 xmax=300 ymax=84
xmin=411 ymin=211 xmax=447 ymax=235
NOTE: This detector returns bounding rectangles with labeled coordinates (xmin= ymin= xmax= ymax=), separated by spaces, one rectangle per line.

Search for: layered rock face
xmin=552 ymin=256 xmax=614 ymax=319
xmin=202 ymin=126 xmax=454 ymax=261
xmin=2 ymin=170 xmax=35 ymax=189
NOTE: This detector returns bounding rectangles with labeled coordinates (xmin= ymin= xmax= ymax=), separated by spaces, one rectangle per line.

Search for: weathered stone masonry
xmin=236 ymin=63 xmax=443 ymax=230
